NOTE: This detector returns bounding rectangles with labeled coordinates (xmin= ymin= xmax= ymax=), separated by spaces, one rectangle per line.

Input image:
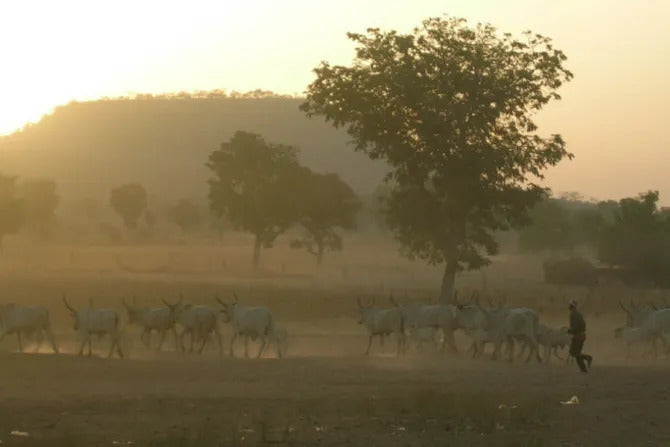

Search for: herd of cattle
xmin=0 ymin=292 xmax=669 ymax=361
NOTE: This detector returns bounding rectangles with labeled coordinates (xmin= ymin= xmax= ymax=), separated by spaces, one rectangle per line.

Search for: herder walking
xmin=568 ymin=300 xmax=593 ymax=373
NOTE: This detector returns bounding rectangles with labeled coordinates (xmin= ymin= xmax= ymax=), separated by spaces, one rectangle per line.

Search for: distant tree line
xmin=519 ymin=191 xmax=670 ymax=287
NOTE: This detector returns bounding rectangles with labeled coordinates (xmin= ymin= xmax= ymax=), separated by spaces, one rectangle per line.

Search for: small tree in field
xmin=169 ymin=199 xmax=201 ymax=234
xmin=302 ymin=17 xmax=573 ymax=302
xmin=109 ymin=183 xmax=148 ymax=230
xmin=207 ymin=131 xmax=302 ymax=268
xmin=291 ymin=171 xmax=361 ymax=265
xmin=0 ymin=174 xmax=24 ymax=248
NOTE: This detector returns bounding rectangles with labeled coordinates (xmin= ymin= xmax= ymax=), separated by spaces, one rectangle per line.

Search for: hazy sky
xmin=1 ymin=0 xmax=668 ymax=202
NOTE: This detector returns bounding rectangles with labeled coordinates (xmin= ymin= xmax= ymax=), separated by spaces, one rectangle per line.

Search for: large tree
xmin=291 ymin=171 xmax=361 ymax=265
xmin=20 ymin=179 xmax=59 ymax=239
xmin=302 ymin=17 xmax=573 ymax=302
xmin=0 ymin=174 xmax=24 ymax=248
xmin=207 ymin=131 xmax=302 ymax=268
xmin=109 ymin=183 xmax=148 ymax=230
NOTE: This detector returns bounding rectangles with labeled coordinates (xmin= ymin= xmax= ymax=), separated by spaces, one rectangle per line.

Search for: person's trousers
xmin=570 ymin=333 xmax=592 ymax=372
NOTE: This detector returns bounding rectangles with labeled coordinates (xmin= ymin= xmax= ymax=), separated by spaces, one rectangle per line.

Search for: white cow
xmin=407 ymin=326 xmax=439 ymax=353
xmin=217 ymin=294 xmax=278 ymax=358
xmin=477 ymin=304 xmax=542 ymax=363
xmin=529 ymin=324 xmax=570 ymax=363
xmin=619 ymin=301 xmax=670 ymax=357
xmin=614 ymin=326 xmax=655 ymax=358
xmin=356 ymin=296 xmax=405 ymax=356
xmin=63 ymin=296 xmax=123 ymax=358
xmin=409 ymin=304 xmax=458 ymax=353
xmin=123 ymin=299 xmax=178 ymax=351
xmin=0 ymin=304 xmax=59 ymax=353
xmin=164 ymin=299 xmax=222 ymax=355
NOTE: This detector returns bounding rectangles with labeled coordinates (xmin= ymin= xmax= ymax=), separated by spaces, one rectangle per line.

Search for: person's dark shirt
xmin=569 ymin=308 xmax=586 ymax=335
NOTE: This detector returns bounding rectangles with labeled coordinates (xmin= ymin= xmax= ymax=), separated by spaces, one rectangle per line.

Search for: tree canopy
xmin=109 ymin=183 xmax=148 ymax=230
xmin=291 ymin=171 xmax=361 ymax=265
xmin=207 ymin=131 xmax=303 ymax=267
xmin=302 ymin=16 xmax=573 ymax=301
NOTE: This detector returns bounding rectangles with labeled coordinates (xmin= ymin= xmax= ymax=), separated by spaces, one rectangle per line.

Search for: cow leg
xmin=44 ymin=325 xmax=58 ymax=354
xmin=114 ymin=335 xmax=124 ymax=358
xmin=16 ymin=332 xmax=24 ymax=353
xmin=527 ymin=337 xmax=542 ymax=363
xmin=77 ymin=337 xmax=87 ymax=356
xmin=365 ymin=334 xmax=373 ymax=355
xmin=197 ymin=332 xmax=209 ymax=354
xmin=244 ymin=335 xmax=250 ymax=358
xmin=379 ymin=334 xmax=384 ymax=347
xmin=189 ymin=330 xmax=195 ymax=353
xmin=213 ymin=328 xmax=223 ymax=356
xmin=145 ymin=330 xmax=152 ymax=349
xmin=516 ymin=343 xmax=528 ymax=359
xmin=507 ymin=338 xmax=515 ymax=362
xmin=229 ymin=333 xmax=238 ymax=357
xmin=34 ymin=329 xmax=44 ymax=353
xmin=87 ymin=337 xmax=93 ymax=357
xmin=443 ymin=330 xmax=458 ymax=354
xmin=172 ymin=327 xmax=179 ymax=351
xmin=157 ymin=330 xmax=166 ymax=352
xmin=396 ymin=332 xmax=403 ymax=357
xmin=256 ymin=335 xmax=267 ymax=359
xmin=179 ymin=329 xmax=188 ymax=351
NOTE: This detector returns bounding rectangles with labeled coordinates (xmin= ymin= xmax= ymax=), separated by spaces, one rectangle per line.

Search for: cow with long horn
xmin=217 ymin=293 xmax=279 ymax=358
xmin=357 ymin=294 xmax=405 ymax=356
xmin=63 ymin=294 xmax=123 ymax=358
xmin=123 ymin=297 xmax=179 ymax=351
xmin=164 ymin=297 xmax=222 ymax=355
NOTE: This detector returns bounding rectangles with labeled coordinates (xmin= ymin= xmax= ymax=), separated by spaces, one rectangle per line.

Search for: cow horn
xmin=216 ymin=296 xmax=226 ymax=307
xmin=618 ymin=300 xmax=632 ymax=317
xmin=357 ymin=296 xmax=363 ymax=308
xmin=232 ymin=292 xmax=239 ymax=305
xmin=63 ymin=294 xmax=76 ymax=314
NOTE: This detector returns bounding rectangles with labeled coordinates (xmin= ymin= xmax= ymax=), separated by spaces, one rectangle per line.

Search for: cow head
xmin=357 ymin=296 xmax=376 ymax=325
xmin=162 ymin=296 xmax=184 ymax=323
xmin=217 ymin=292 xmax=239 ymax=323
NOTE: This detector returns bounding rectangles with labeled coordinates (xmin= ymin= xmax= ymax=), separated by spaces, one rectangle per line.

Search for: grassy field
xmin=0 ymin=240 xmax=668 ymax=446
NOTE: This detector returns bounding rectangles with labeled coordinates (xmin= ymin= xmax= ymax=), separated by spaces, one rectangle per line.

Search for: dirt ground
xmin=0 ymin=246 xmax=669 ymax=446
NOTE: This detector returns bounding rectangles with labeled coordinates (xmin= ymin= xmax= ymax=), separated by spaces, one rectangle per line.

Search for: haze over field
xmin=1 ymin=0 xmax=669 ymax=202
xmin=2 ymin=3 xmax=670 ymax=445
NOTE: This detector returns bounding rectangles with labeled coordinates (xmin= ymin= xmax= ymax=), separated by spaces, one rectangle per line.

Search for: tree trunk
xmin=252 ymin=234 xmax=261 ymax=269
xmin=439 ymin=257 xmax=458 ymax=304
